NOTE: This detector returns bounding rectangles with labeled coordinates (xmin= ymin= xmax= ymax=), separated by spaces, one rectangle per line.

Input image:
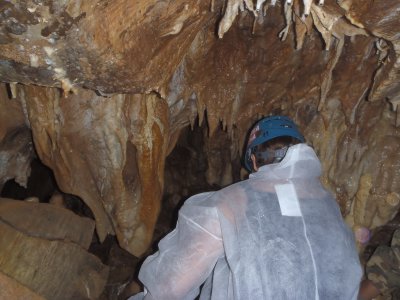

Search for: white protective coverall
xmin=130 ymin=143 xmax=362 ymax=300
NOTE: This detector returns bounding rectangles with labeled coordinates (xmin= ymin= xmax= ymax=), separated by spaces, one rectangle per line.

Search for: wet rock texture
xmin=1 ymin=0 xmax=400 ymax=264
xmin=0 ymin=271 xmax=45 ymax=300
xmin=0 ymin=198 xmax=108 ymax=299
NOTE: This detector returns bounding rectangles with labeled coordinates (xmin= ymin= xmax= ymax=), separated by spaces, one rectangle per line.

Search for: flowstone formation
xmin=1 ymin=0 xmax=400 ymax=287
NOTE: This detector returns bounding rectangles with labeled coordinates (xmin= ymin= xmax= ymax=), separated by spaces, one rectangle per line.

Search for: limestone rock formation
xmin=1 ymin=0 xmax=400 ymax=259
xmin=0 ymin=271 xmax=45 ymax=300
xmin=0 ymin=198 xmax=108 ymax=299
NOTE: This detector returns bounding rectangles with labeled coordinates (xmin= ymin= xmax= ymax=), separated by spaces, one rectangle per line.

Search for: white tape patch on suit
xmin=274 ymin=183 xmax=302 ymax=217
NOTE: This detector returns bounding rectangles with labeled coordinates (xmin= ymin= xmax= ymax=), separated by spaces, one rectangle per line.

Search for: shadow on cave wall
xmin=1 ymin=158 xmax=56 ymax=202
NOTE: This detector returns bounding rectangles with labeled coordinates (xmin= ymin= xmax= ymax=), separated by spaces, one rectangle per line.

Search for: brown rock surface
xmin=0 ymin=0 xmax=217 ymax=94
xmin=0 ymin=126 xmax=34 ymax=190
xmin=0 ymin=84 xmax=33 ymax=190
xmin=0 ymin=198 xmax=108 ymax=299
xmin=0 ymin=271 xmax=45 ymax=300
xmin=16 ymin=85 xmax=170 ymax=256
xmin=0 ymin=197 xmax=94 ymax=248
xmin=0 ymin=0 xmax=399 ymax=258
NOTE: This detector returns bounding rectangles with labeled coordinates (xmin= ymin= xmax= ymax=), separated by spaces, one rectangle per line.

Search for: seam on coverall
xmin=179 ymin=212 xmax=223 ymax=241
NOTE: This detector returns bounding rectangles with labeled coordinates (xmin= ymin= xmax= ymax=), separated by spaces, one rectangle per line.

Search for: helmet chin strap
xmin=255 ymin=146 xmax=289 ymax=165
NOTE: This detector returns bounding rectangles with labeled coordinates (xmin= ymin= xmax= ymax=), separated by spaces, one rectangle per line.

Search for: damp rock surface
xmin=0 ymin=0 xmax=399 ymax=260
xmin=0 ymin=198 xmax=108 ymax=299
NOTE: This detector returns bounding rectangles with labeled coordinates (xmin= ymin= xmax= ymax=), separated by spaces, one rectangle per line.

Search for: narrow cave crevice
xmin=1 ymin=158 xmax=56 ymax=202
xmin=153 ymin=118 xmax=242 ymax=247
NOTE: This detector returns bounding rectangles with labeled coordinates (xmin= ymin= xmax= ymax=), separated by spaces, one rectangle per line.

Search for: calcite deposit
xmin=1 ymin=0 xmax=400 ymax=283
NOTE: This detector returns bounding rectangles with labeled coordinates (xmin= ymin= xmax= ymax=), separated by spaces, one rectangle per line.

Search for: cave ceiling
xmin=0 ymin=0 xmax=400 ymax=256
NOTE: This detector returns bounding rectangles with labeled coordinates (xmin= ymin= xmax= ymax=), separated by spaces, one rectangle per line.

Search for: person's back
xmin=130 ymin=116 xmax=362 ymax=300
xmin=201 ymin=143 xmax=362 ymax=299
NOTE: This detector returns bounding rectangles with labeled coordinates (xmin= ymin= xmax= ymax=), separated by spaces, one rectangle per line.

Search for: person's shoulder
xmin=216 ymin=180 xmax=247 ymax=194
xmin=183 ymin=192 xmax=215 ymax=207
xmin=183 ymin=181 xmax=247 ymax=207
xmin=180 ymin=192 xmax=219 ymax=218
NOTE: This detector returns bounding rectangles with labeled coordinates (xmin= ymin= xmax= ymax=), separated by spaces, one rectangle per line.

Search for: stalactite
xmin=244 ymin=0 xmax=257 ymax=13
xmin=302 ymin=0 xmax=312 ymax=18
xmin=278 ymin=2 xmax=293 ymax=41
xmin=219 ymin=0 xmax=328 ymax=38
xmin=218 ymin=0 xmax=370 ymax=114
xmin=294 ymin=1 xmax=312 ymax=50
xmin=188 ymin=93 xmax=199 ymax=130
xmin=389 ymin=97 xmax=400 ymax=127
xmin=256 ymin=0 xmax=268 ymax=11
xmin=196 ymin=93 xmax=206 ymax=126
xmin=207 ymin=113 xmax=220 ymax=137
xmin=8 ymin=83 xmax=18 ymax=99
xmin=218 ymin=0 xmax=242 ymax=38
xmin=310 ymin=5 xmax=338 ymax=50
xmin=318 ymin=37 xmax=344 ymax=111
xmin=368 ymin=41 xmax=400 ymax=114
xmin=313 ymin=6 xmax=368 ymax=110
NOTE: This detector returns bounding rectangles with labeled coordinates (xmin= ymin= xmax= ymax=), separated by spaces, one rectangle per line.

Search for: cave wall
xmin=1 ymin=0 xmax=400 ymax=256
xmin=0 ymin=85 xmax=33 ymax=190
xmin=15 ymin=86 xmax=170 ymax=255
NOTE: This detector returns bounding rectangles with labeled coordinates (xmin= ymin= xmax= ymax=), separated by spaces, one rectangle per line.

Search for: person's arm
xmin=358 ymin=279 xmax=380 ymax=300
xmin=138 ymin=194 xmax=224 ymax=300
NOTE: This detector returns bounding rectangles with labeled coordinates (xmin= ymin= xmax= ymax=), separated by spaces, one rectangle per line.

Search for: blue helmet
xmin=244 ymin=116 xmax=305 ymax=172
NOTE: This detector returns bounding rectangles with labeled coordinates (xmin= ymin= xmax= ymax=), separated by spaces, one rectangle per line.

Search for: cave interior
xmin=1 ymin=0 xmax=400 ymax=299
